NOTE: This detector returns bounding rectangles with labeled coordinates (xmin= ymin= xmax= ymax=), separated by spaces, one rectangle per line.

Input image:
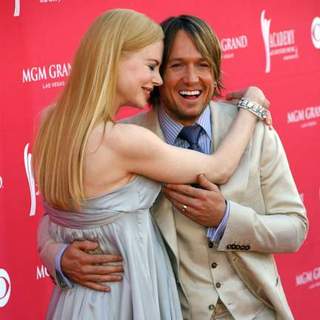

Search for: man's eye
xmin=170 ymin=64 xmax=181 ymax=68
xmin=199 ymin=63 xmax=209 ymax=68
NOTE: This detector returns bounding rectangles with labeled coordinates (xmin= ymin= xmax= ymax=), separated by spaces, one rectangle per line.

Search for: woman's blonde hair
xmin=32 ymin=9 xmax=163 ymax=210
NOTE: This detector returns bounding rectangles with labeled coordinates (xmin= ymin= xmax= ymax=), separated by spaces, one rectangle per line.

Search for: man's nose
xmin=183 ymin=65 xmax=199 ymax=84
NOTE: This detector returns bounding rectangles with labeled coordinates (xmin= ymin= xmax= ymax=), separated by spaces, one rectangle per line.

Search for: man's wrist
xmin=207 ymin=200 xmax=230 ymax=245
xmin=55 ymin=244 xmax=73 ymax=289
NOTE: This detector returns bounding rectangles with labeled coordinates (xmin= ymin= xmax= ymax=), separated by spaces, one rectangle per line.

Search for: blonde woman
xmin=33 ymin=9 xmax=268 ymax=320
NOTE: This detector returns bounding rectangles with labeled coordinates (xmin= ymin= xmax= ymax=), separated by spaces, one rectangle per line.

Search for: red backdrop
xmin=0 ymin=0 xmax=319 ymax=319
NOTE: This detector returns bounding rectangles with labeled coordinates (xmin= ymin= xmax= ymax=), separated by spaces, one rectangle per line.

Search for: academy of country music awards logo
xmin=260 ymin=10 xmax=298 ymax=73
xmin=311 ymin=17 xmax=320 ymax=49
xmin=2 ymin=144 xmax=39 ymax=216
xmin=13 ymin=0 xmax=20 ymax=16
xmin=287 ymin=105 xmax=320 ymax=128
xmin=24 ymin=143 xmax=38 ymax=216
xmin=22 ymin=62 xmax=71 ymax=90
xmin=220 ymin=35 xmax=248 ymax=60
xmin=0 ymin=269 xmax=11 ymax=308
xmin=13 ymin=0 xmax=63 ymax=17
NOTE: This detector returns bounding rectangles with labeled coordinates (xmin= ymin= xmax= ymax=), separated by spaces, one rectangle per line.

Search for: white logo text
xmin=287 ymin=105 xmax=320 ymax=128
xmin=221 ymin=35 xmax=248 ymax=59
xmin=14 ymin=0 xmax=20 ymax=16
xmin=36 ymin=265 xmax=50 ymax=280
xmin=261 ymin=10 xmax=298 ymax=73
xmin=22 ymin=63 xmax=71 ymax=83
xmin=296 ymin=266 xmax=320 ymax=289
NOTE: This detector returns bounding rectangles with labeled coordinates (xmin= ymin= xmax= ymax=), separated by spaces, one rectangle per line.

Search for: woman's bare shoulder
xmin=108 ymin=122 xmax=154 ymax=143
xmin=104 ymin=122 xmax=160 ymax=156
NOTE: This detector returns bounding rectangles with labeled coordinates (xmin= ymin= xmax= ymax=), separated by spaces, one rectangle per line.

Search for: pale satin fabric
xmin=45 ymin=176 xmax=183 ymax=320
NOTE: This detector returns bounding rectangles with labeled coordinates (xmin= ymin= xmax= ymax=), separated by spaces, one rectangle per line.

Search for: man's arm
xmin=164 ymin=126 xmax=307 ymax=253
xmin=37 ymin=215 xmax=124 ymax=291
xmin=37 ymin=215 xmax=66 ymax=278
xmin=217 ymin=126 xmax=308 ymax=252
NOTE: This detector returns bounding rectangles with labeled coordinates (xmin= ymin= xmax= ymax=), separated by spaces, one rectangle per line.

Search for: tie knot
xmin=178 ymin=125 xmax=203 ymax=148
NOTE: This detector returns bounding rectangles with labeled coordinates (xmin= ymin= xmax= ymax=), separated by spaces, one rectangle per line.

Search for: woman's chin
xmin=131 ymin=101 xmax=148 ymax=109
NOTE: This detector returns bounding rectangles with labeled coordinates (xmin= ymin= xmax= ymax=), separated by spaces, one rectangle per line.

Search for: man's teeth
xmin=179 ymin=90 xmax=201 ymax=96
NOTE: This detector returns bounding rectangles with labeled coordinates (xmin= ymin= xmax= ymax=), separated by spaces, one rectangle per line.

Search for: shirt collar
xmin=158 ymin=104 xmax=212 ymax=145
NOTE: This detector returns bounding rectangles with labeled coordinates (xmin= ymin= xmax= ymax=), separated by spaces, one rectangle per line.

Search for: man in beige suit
xmin=38 ymin=15 xmax=308 ymax=319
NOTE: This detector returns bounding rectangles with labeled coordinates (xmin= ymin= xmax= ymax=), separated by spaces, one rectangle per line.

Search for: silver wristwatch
xmin=237 ymin=98 xmax=268 ymax=120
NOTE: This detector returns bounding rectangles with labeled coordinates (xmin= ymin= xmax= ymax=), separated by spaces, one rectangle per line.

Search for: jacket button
xmin=208 ymin=304 xmax=215 ymax=310
xmin=208 ymin=241 xmax=214 ymax=248
xmin=216 ymin=282 xmax=222 ymax=288
xmin=211 ymin=262 xmax=217 ymax=268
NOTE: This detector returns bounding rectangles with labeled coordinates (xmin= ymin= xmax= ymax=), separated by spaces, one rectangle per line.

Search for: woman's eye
xmin=148 ymin=65 xmax=156 ymax=71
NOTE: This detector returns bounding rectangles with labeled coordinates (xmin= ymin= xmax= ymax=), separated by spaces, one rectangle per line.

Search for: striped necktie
xmin=178 ymin=125 xmax=203 ymax=152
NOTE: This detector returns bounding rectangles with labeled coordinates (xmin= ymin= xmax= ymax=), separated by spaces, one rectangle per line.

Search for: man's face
xmin=159 ymin=30 xmax=215 ymax=126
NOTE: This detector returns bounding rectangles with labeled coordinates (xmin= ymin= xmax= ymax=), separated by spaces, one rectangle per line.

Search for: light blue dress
xmin=45 ymin=176 xmax=182 ymax=320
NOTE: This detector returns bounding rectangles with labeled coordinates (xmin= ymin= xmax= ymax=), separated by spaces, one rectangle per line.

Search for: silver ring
xmin=181 ymin=204 xmax=187 ymax=213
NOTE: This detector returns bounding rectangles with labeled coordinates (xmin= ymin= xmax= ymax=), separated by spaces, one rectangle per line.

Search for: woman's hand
xmin=226 ymin=86 xmax=270 ymax=109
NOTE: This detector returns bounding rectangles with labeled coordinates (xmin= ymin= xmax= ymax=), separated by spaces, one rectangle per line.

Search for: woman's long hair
xmin=32 ymin=9 xmax=163 ymax=210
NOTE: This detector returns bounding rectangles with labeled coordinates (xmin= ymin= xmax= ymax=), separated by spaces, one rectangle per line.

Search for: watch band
xmin=237 ymin=98 xmax=268 ymax=120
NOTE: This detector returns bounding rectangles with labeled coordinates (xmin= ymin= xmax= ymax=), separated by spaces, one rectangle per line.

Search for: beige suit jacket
xmin=38 ymin=101 xmax=308 ymax=320
xmin=124 ymin=101 xmax=308 ymax=320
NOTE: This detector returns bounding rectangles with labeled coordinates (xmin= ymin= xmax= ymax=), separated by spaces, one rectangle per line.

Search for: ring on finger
xmin=181 ymin=204 xmax=188 ymax=213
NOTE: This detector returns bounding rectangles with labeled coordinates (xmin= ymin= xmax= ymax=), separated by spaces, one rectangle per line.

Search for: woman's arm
xmin=109 ymin=107 xmax=256 ymax=185
xmin=86 ymin=87 xmax=268 ymax=187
